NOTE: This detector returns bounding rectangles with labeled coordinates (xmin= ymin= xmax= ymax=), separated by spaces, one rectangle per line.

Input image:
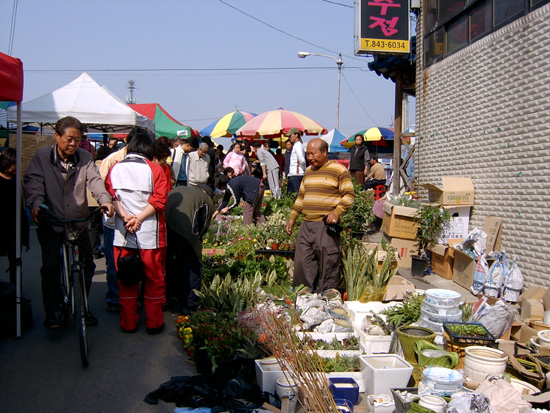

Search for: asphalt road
xmin=0 ymin=227 xmax=194 ymax=413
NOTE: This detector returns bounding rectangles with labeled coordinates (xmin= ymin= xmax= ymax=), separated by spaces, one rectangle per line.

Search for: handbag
xmin=116 ymin=232 xmax=146 ymax=287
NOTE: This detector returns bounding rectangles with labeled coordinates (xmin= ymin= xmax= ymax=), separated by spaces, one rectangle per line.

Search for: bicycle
xmin=39 ymin=204 xmax=105 ymax=368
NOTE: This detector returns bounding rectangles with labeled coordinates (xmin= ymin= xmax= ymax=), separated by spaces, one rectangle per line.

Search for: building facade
xmin=416 ymin=2 xmax=550 ymax=286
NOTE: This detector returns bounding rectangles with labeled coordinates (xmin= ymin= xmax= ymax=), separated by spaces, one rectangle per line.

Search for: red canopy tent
xmin=0 ymin=51 xmax=24 ymax=337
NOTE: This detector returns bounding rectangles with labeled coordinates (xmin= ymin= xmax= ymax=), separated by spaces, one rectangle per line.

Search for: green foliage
xmin=320 ymin=354 xmax=361 ymax=372
xmin=382 ymin=292 xmax=425 ymax=330
xmin=460 ymin=302 xmax=473 ymax=322
xmin=342 ymin=183 xmax=375 ymax=232
xmin=195 ymin=271 xmax=264 ymax=313
xmin=414 ymin=204 xmax=451 ymax=252
xmin=342 ymin=243 xmax=377 ymax=301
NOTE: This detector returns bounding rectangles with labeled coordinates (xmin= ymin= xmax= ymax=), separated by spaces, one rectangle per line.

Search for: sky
xmin=1 ymin=0 xmax=415 ymax=139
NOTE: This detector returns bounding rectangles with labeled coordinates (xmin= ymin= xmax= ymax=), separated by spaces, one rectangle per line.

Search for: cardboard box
xmin=361 ymin=242 xmax=398 ymax=273
xmin=452 ymin=249 xmax=476 ymax=289
xmin=428 ymin=244 xmax=455 ymax=280
xmin=383 ymin=275 xmax=415 ymax=301
xmin=521 ymin=298 xmax=544 ymax=321
xmin=383 ymin=235 xmax=418 ymax=269
xmin=421 ymin=177 xmax=474 ymax=206
xmin=437 ymin=206 xmax=471 ymax=244
xmin=381 ymin=202 xmax=418 ymax=240
xmin=518 ymin=286 xmax=547 ymax=306
xmin=511 ymin=322 xmax=538 ymax=344
xmin=482 ymin=217 xmax=503 ymax=252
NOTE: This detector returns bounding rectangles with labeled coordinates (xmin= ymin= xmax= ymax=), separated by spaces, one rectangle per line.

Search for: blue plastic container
xmin=329 ymin=377 xmax=360 ymax=405
xmin=334 ymin=398 xmax=354 ymax=412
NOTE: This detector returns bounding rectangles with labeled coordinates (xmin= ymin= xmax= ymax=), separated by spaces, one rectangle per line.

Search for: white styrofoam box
xmin=255 ymin=358 xmax=285 ymax=394
xmin=296 ymin=331 xmax=357 ymax=344
xmin=437 ymin=206 xmax=471 ymax=244
xmin=317 ymin=350 xmax=365 ymax=393
xmin=356 ymin=330 xmax=393 ymax=355
xmin=344 ymin=301 xmax=397 ymax=325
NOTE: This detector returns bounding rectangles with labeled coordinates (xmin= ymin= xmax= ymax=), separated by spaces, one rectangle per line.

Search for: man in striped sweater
xmin=285 ymin=138 xmax=355 ymax=293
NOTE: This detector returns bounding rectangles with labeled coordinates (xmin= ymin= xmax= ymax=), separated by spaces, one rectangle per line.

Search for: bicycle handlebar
xmin=38 ymin=204 xmax=106 ymax=225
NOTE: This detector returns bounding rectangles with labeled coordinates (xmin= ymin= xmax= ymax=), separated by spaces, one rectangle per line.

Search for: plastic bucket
xmin=276 ymin=377 xmax=298 ymax=413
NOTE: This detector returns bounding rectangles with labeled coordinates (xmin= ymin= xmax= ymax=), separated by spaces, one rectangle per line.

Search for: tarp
xmin=304 ymin=128 xmax=347 ymax=152
xmin=129 ymin=103 xmax=198 ymax=139
xmin=7 ymin=72 xmax=154 ymax=131
xmin=0 ymin=52 xmax=23 ymax=101
xmin=0 ymin=52 xmax=24 ymax=337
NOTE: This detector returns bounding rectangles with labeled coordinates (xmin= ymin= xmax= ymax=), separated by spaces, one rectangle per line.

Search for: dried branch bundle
xmin=254 ymin=302 xmax=340 ymax=413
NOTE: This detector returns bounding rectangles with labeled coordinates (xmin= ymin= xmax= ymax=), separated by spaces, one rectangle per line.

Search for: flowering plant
xmin=236 ymin=310 xmax=268 ymax=358
xmin=175 ymin=310 xmax=244 ymax=372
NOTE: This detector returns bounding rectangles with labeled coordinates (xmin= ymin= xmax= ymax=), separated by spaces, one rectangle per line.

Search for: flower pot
xmin=272 ymin=243 xmax=279 ymax=250
xmin=396 ymin=326 xmax=436 ymax=365
xmin=463 ymin=346 xmax=508 ymax=383
xmin=359 ymin=354 xmax=413 ymax=397
xmin=237 ymin=352 xmax=263 ymax=383
xmin=411 ymin=255 xmax=428 ymax=276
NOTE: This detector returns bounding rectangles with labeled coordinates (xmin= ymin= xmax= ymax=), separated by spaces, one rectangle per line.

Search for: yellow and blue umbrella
xmin=200 ymin=110 xmax=257 ymax=138
xmin=341 ymin=127 xmax=394 ymax=149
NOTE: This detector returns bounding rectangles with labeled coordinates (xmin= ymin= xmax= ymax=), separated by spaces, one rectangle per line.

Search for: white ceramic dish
xmin=418 ymin=316 xmax=443 ymax=332
xmin=421 ymin=307 xmax=463 ymax=323
xmin=421 ymin=300 xmax=461 ymax=315
xmin=424 ymin=289 xmax=462 ymax=306
xmin=537 ymin=330 xmax=550 ymax=346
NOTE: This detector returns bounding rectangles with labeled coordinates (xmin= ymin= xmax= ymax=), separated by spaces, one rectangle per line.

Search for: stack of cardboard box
xmin=419 ymin=178 xmax=476 ymax=284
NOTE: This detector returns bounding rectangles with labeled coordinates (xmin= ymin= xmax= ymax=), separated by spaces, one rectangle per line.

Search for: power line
xmin=24 ymin=66 xmax=365 ymax=73
xmin=218 ymin=0 xmax=340 ymax=56
xmin=341 ymin=71 xmax=378 ymax=125
xmin=319 ymin=0 xmax=354 ymax=8
xmin=8 ymin=0 xmax=18 ymax=55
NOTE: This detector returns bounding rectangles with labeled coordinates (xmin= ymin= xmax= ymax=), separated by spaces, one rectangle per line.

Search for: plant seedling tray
xmin=443 ymin=322 xmax=496 ymax=347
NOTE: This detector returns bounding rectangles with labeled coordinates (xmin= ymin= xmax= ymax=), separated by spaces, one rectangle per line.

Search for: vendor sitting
xmin=363 ymin=155 xmax=387 ymax=190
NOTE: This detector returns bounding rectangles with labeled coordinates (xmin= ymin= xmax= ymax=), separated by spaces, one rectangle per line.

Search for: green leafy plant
xmin=382 ymin=291 xmax=425 ymax=330
xmin=342 ymin=183 xmax=375 ymax=233
xmin=414 ymin=204 xmax=451 ymax=254
xmin=320 ymin=354 xmax=361 ymax=372
xmin=342 ymin=243 xmax=377 ymax=301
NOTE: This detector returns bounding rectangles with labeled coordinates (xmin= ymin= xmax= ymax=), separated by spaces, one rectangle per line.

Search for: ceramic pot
xmin=396 ymin=326 xmax=436 ymax=365
xmin=419 ymin=395 xmax=446 ymax=412
xmin=463 ymin=346 xmax=508 ymax=383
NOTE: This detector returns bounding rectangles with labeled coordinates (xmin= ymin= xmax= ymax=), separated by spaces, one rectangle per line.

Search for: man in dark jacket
xmin=164 ymin=184 xmax=214 ymax=315
xmin=24 ymin=116 xmax=114 ymax=329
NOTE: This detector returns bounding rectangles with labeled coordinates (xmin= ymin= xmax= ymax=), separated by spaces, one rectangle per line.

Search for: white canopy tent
xmin=7 ymin=72 xmax=154 ymax=132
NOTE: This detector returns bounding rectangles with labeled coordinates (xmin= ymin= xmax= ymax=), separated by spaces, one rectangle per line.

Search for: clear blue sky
xmin=1 ymin=0 xmax=415 ymax=138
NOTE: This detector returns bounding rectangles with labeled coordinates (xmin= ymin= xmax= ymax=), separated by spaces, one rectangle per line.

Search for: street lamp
xmin=297 ymin=51 xmax=343 ymax=130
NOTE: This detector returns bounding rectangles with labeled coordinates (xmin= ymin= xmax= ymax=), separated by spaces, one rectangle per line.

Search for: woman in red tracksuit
xmin=105 ymin=128 xmax=168 ymax=334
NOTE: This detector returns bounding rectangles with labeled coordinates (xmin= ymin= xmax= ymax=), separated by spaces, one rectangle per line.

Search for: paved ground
xmin=0 ymin=229 xmax=473 ymax=413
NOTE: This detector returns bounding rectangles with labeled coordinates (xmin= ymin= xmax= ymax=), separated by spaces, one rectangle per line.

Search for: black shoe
xmin=44 ymin=313 xmax=61 ymax=330
xmin=146 ymin=323 xmax=165 ymax=335
xmin=93 ymin=251 xmax=104 ymax=259
xmin=121 ymin=327 xmax=138 ymax=334
xmin=106 ymin=303 xmax=120 ymax=313
xmin=85 ymin=312 xmax=99 ymax=326
xmin=180 ymin=306 xmax=197 ymax=316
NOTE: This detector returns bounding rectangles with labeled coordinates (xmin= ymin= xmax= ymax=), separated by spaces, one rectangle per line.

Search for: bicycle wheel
xmin=74 ymin=270 xmax=89 ymax=368
xmin=59 ymin=246 xmax=72 ymax=328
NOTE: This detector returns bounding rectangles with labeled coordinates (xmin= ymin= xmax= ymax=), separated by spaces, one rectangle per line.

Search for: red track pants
xmin=115 ymin=246 xmax=166 ymax=331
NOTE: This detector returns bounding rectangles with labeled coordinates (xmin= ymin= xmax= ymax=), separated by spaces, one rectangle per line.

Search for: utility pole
xmin=126 ymin=80 xmax=137 ymax=104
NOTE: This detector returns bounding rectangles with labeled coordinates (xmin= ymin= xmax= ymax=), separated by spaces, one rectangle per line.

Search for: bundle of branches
xmin=253 ymin=302 xmax=340 ymax=413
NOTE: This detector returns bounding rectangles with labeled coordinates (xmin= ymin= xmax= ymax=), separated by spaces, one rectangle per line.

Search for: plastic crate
xmin=442 ymin=322 xmax=496 ymax=347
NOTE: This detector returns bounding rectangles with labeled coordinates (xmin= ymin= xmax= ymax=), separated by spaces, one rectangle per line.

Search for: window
xmin=470 ymin=1 xmax=492 ymax=40
xmin=495 ymin=0 xmax=525 ymax=24
xmin=423 ymin=0 xmax=546 ymax=67
xmin=447 ymin=14 xmax=468 ymax=52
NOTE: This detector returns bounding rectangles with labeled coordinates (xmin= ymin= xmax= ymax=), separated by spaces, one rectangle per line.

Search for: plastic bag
xmin=446 ymin=392 xmax=494 ymax=413
xmin=471 ymin=256 xmax=490 ymax=295
xmin=477 ymin=377 xmax=532 ymax=413
xmin=473 ymin=299 xmax=515 ymax=339
xmin=502 ymin=257 xmax=524 ymax=303
xmin=484 ymin=252 xmax=508 ymax=298
xmin=456 ymin=228 xmax=487 ymax=259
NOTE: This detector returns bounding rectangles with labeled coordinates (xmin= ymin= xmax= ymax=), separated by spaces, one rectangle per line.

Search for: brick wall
xmin=416 ymin=4 xmax=550 ymax=286
xmin=8 ymin=133 xmax=55 ymax=173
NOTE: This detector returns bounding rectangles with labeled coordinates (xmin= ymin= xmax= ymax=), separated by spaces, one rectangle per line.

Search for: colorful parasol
xmin=340 ymin=127 xmax=394 ymax=149
xmin=199 ymin=110 xmax=257 ymax=138
xmin=236 ymin=109 xmax=327 ymax=139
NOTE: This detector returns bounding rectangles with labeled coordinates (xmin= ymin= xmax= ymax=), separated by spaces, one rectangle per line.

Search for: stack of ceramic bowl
xmin=419 ymin=289 xmax=463 ymax=333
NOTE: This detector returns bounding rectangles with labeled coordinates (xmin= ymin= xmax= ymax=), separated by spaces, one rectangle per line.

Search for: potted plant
xmin=342 ymin=184 xmax=375 ymax=237
xmin=411 ymin=204 xmax=451 ymax=276
xmin=175 ymin=310 xmax=243 ymax=374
